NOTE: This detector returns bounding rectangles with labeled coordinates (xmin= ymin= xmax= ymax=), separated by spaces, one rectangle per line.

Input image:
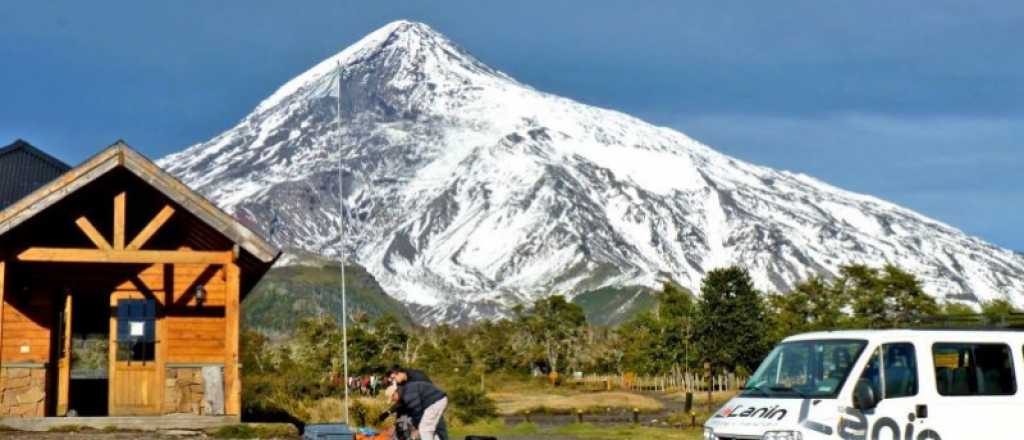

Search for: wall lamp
xmin=195 ymin=285 xmax=207 ymax=306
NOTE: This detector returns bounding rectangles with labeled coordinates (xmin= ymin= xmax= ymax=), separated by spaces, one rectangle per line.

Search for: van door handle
xmin=915 ymin=404 xmax=928 ymax=419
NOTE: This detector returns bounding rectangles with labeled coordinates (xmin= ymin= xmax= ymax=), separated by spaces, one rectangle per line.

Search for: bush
xmin=211 ymin=424 xmax=298 ymax=439
xmin=350 ymin=399 xmax=372 ymax=427
xmin=212 ymin=425 xmax=259 ymax=439
xmin=449 ymin=385 xmax=497 ymax=425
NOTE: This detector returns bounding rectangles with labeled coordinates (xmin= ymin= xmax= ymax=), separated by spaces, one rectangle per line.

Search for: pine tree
xmin=695 ymin=267 xmax=770 ymax=373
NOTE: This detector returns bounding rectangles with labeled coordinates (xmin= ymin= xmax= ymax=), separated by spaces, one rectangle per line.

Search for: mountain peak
xmin=375 ymin=19 xmax=441 ymax=38
xmin=253 ymin=20 xmax=499 ymax=115
xmin=351 ymin=19 xmax=450 ymax=55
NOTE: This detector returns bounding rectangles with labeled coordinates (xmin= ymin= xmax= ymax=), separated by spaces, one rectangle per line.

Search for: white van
xmin=704 ymin=329 xmax=1024 ymax=440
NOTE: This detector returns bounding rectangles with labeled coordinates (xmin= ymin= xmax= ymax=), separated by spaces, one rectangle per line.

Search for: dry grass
xmin=301 ymin=396 xmax=391 ymax=424
xmin=664 ymin=390 xmax=737 ymax=406
xmin=452 ymin=421 xmax=704 ymax=440
xmin=554 ymin=423 xmax=703 ymax=440
xmin=490 ymin=391 xmax=663 ymax=415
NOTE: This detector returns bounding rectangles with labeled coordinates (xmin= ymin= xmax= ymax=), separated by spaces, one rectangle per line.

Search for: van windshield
xmin=742 ymin=339 xmax=867 ymax=398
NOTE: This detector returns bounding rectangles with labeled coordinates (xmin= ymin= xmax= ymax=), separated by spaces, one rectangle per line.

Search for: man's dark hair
xmin=388 ymin=365 xmax=407 ymax=375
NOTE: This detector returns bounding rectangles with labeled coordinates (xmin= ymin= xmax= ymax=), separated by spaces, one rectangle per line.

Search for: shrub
xmin=212 ymin=425 xmax=258 ymax=439
xmin=211 ymin=424 xmax=297 ymax=439
xmin=449 ymin=385 xmax=497 ymax=425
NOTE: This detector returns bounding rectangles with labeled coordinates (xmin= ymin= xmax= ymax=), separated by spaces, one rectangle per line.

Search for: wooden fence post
xmin=704 ymin=362 xmax=712 ymax=411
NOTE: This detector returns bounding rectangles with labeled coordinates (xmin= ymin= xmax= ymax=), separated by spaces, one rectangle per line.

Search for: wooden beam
xmin=114 ymin=191 xmax=126 ymax=250
xmin=224 ymin=262 xmax=241 ymax=416
xmin=75 ymin=216 xmax=113 ymax=250
xmin=16 ymin=248 xmax=232 ymax=265
xmin=127 ymin=205 xmax=175 ymax=251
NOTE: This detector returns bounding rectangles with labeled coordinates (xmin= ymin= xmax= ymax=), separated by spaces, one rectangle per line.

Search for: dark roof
xmin=0 ymin=139 xmax=71 ymax=210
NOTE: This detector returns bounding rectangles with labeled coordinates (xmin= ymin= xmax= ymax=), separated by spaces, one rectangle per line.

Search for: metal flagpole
xmin=335 ymin=61 xmax=350 ymax=426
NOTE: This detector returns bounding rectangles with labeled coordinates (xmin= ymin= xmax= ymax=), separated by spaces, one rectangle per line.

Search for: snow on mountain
xmin=159 ymin=20 xmax=1024 ymax=323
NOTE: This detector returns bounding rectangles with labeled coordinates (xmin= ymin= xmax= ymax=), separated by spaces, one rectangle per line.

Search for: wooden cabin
xmin=0 ymin=141 xmax=279 ymax=419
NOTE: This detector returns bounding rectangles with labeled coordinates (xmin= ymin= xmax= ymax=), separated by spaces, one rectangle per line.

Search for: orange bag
xmin=355 ymin=427 xmax=394 ymax=440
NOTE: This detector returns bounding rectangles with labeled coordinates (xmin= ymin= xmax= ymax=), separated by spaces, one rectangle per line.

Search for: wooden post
xmin=0 ymin=260 xmax=5 ymax=364
xmin=704 ymin=362 xmax=712 ymax=412
xmin=224 ymin=262 xmax=241 ymax=415
xmin=107 ymin=293 xmax=117 ymax=415
xmin=114 ymin=192 xmax=126 ymax=250
xmin=56 ymin=292 xmax=72 ymax=415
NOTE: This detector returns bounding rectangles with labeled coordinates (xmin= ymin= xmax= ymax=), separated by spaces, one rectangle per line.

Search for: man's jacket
xmin=397 ymin=381 xmax=447 ymax=425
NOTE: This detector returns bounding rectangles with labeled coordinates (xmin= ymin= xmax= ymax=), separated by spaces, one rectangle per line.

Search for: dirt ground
xmin=0 ymin=433 xmax=580 ymax=440
xmin=0 ymin=433 xmax=236 ymax=439
xmin=0 ymin=434 xmax=201 ymax=439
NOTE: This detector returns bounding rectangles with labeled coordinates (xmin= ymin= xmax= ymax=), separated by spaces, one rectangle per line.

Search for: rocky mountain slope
xmin=160 ymin=20 xmax=1024 ymax=323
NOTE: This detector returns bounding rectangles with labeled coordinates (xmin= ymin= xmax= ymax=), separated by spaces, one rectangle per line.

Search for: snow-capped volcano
xmin=160 ymin=20 xmax=1024 ymax=323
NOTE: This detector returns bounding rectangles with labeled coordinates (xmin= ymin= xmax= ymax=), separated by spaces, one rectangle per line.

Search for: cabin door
xmin=109 ymin=296 xmax=163 ymax=415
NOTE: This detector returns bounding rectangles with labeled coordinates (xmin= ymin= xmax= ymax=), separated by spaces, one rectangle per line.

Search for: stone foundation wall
xmin=0 ymin=366 xmax=46 ymax=417
xmin=164 ymin=365 xmax=223 ymax=415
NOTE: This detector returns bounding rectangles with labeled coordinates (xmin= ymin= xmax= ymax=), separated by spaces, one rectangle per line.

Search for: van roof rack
xmin=899 ymin=313 xmax=1024 ymax=331
xmin=891 ymin=327 xmax=1024 ymax=332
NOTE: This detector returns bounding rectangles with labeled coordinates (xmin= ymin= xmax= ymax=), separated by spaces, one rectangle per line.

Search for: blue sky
xmin=1 ymin=1 xmax=1021 ymax=250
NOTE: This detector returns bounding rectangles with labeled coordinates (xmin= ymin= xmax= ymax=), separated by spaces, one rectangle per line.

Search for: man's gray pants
xmin=418 ymin=397 xmax=448 ymax=440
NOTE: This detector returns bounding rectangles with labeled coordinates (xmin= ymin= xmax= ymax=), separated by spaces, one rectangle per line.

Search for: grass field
xmin=452 ymin=421 xmax=704 ymax=440
xmin=490 ymin=391 xmax=664 ymax=415
xmin=270 ymin=376 xmax=733 ymax=440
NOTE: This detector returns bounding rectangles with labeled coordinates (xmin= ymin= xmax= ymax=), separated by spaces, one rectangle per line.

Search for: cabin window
xmin=933 ymin=343 xmax=1015 ymax=396
xmin=115 ymin=299 xmax=156 ymax=362
xmin=858 ymin=343 xmax=918 ymax=399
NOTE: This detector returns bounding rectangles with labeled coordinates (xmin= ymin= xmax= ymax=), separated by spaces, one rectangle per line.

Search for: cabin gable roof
xmin=0 ymin=141 xmax=279 ymax=264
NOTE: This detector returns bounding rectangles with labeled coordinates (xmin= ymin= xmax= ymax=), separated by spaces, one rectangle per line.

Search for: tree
xmin=372 ymin=314 xmax=409 ymax=367
xmin=939 ymin=302 xmax=976 ymax=317
xmin=519 ymin=295 xmax=587 ymax=375
xmin=768 ymin=275 xmax=848 ymax=341
xmin=618 ymin=283 xmax=697 ymax=374
xmin=694 ymin=267 xmax=770 ymax=373
xmin=842 ymin=264 xmax=938 ymax=328
xmin=981 ymin=299 xmax=1019 ymax=327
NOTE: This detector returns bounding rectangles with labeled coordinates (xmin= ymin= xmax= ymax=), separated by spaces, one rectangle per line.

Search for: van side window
xmin=933 ymin=343 xmax=1016 ymax=396
xmin=857 ymin=343 xmax=918 ymax=399
xmin=884 ymin=343 xmax=917 ymax=398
